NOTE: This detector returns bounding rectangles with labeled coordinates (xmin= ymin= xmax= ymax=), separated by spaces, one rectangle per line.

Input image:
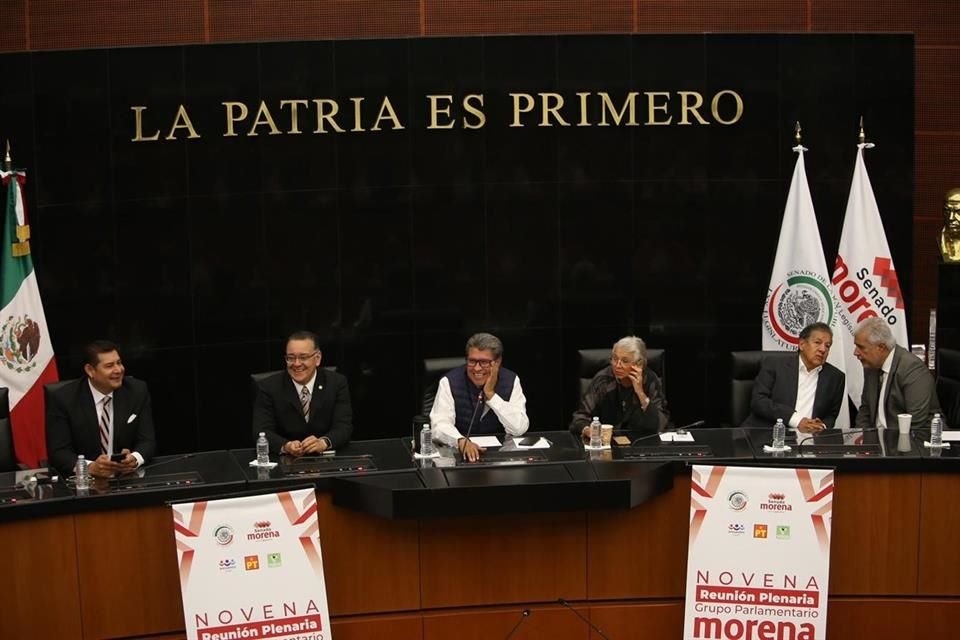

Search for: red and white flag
xmin=831 ymin=142 xmax=908 ymax=410
xmin=0 ymin=164 xmax=58 ymax=467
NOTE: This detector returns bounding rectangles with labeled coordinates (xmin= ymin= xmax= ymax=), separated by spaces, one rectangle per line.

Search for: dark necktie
xmin=99 ymin=396 xmax=112 ymax=455
xmin=300 ymin=386 xmax=311 ymax=422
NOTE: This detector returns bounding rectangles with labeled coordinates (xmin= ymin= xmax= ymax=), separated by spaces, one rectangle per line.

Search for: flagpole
xmin=795 ymin=120 xmax=802 ymax=146
xmin=858 ymin=116 xmax=865 ymax=145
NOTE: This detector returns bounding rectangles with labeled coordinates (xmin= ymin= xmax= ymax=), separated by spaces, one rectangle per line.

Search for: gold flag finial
xmin=794 ymin=121 xmax=802 ymax=145
xmin=858 ymin=116 xmax=865 ymax=144
xmin=3 ymin=140 xmax=10 ymax=171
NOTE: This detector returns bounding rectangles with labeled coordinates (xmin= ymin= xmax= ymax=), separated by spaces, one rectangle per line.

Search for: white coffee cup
xmin=896 ymin=413 xmax=912 ymax=435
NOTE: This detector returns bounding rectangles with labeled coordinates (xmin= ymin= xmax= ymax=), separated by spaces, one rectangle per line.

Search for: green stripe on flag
xmin=1 ymin=175 xmax=34 ymax=309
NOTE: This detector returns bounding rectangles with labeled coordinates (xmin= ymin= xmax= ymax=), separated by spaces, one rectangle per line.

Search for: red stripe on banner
xmin=179 ymin=549 xmax=194 ymax=587
xmin=187 ymin=501 xmax=207 ymax=534
xmin=278 ymin=491 xmax=301 ymax=524
xmin=173 ymin=521 xmax=198 ymax=538
xmin=300 ymin=537 xmax=325 ymax=576
xmin=691 ymin=482 xmax=712 ymax=498
xmin=807 ymin=485 xmax=834 ymax=502
xmin=292 ymin=501 xmax=317 ymax=526
xmin=11 ymin=358 xmax=59 ymax=468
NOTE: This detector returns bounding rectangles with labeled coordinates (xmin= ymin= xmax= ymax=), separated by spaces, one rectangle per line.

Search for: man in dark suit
xmin=252 ymin=330 xmax=353 ymax=455
xmin=853 ymin=317 xmax=939 ymax=431
xmin=46 ymin=340 xmax=156 ymax=477
xmin=742 ymin=322 xmax=846 ymax=432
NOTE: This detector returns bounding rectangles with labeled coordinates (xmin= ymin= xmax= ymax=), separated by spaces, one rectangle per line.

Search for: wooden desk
xmin=2 ymin=467 xmax=958 ymax=639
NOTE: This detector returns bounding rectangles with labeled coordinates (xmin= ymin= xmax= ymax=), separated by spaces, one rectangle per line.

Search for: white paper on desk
xmin=942 ymin=430 xmax=960 ymax=442
xmin=467 ymin=435 xmax=502 ymax=447
xmin=660 ymin=432 xmax=696 ymax=442
xmin=514 ymin=438 xmax=550 ymax=449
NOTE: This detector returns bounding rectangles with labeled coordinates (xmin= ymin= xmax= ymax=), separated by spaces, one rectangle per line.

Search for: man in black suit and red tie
xmin=252 ymin=330 xmax=353 ymax=456
xmin=742 ymin=322 xmax=846 ymax=433
xmin=45 ymin=340 xmax=156 ymax=477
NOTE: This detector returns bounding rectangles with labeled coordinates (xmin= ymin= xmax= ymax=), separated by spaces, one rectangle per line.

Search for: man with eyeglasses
xmin=252 ymin=330 xmax=353 ymax=456
xmin=570 ymin=336 xmax=670 ymax=438
xmin=429 ymin=332 xmax=529 ymax=462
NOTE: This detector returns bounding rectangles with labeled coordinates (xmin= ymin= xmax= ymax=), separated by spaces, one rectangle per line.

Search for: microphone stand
xmin=459 ymin=389 xmax=485 ymax=461
xmin=558 ymin=598 xmax=612 ymax=640
xmin=503 ymin=608 xmax=531 ymax=640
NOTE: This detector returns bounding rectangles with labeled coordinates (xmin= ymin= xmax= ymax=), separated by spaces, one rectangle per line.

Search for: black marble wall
xmin=0 ymin=34 xmax=914 ymax=452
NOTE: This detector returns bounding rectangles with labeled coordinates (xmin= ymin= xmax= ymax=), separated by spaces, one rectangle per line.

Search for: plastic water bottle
xmin=420 ymin=423 xmax=435 ymax=457
xmin=256 ymin=432 xmax=270 ymax=465
xmin=75 ymin=455 xmax=89 ymax=491
xmin=930 ymin=413 xmax=943 ymax=447
xmin=772 ymin=418 xmax=786 ymax=450
xmin=590 ymin=416 xmax=602 ymax=448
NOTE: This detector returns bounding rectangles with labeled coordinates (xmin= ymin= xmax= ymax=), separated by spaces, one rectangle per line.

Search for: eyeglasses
xmin=610 ymin=357 xmax=638 ymax=367
xmin=467 ymin=358 xmax=494 ymax=369
xmin=284 ymin=351 xmax=319 ymax=364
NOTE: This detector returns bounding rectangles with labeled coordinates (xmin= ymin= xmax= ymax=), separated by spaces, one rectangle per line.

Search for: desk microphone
xmin=795 ymin=427 xmax=883 ymax=450
xmin=557 ymin=598 xmax=611 ymax=640
xmin=630 ymin=419 xmax=705 ymax=446
xmin=459 ymin=388 xmax=485 ymax=458
xmin=503 ymin=608 xmax=531 ymax=640
xmin=137 ymin=452 xmax=199 ymax=473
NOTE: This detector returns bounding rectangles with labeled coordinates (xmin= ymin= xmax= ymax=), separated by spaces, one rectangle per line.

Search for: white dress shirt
xmin=429 ymin=376 xmax=530 ymax=448
xmin=788 ymin=359 xmax=822 ymax=429
xmin=88 ymin=380 xmax=144 ymax=467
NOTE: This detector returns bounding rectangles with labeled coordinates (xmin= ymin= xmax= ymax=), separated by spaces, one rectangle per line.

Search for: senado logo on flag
xmin=832 ymin=141 xmax=908 ymax=412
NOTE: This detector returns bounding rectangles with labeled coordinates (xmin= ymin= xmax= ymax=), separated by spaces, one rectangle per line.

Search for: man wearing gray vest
xmin=429 ymin=332 xmax=529 ymax=461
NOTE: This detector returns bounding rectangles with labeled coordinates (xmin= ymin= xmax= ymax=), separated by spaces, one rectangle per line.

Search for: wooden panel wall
xmin=0 ymin=0 xmax=956 ymax=342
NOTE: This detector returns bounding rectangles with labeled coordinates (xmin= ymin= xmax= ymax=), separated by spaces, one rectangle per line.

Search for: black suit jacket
xmin=742 ymin=354 xmax=845 ymax=430
xmin=45 ymin=377 xmax=157 ymax=474
xmin=252 ymin=369 xmax=353 ymax=453
xmin=855 ymin=345 xmax=940 ymax=431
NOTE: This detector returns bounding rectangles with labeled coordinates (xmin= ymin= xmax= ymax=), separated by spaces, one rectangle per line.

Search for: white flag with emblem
xmin=831 ymin=143 xmax=908 ymax=410
xmin=761 ymin=145 xmax=848 ymax=427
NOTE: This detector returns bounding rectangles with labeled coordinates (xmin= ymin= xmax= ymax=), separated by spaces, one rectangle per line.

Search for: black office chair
xmin=729 ymin=350 xmax=795 ymax=426
xmin=936 ymin=347 xmax=960 ymax=428
xmin=0 ymin=387 xmax=16 ymax=472
xmin=575 ymin=348 xmax=665 ymax=400
xmin=420 ymin=357 xmax=465 ymax=415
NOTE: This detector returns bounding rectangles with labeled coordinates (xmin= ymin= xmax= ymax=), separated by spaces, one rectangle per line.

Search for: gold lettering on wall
xmin=371 ymin=97 xmax=405 ymax=131
xmin=312 ymin=99 xmax=345 ymax=133
xmin=130 ymin=106 xmax=160 ymax=142
xmin=599 ymin=92 xmax=638 ymax=126
xmin=510 ymin=93 xmax=535 ymax=127
xmin=280 ymin=99 xmax=309 ymax=134
xmin=223 ymin=102 xmax=249 ymax=137
xmin=249 ymin=101 xmax=282 ymax=136
xmin=712 ymin=90 xmax=744 ymax=125
xmin=166 ymin=105 xmax=200 ymax=140
xmin=678 ymin=91 xmax=709 ymax=125
xmin=131 ymin=89 xmax=744 ymax=141
xmin=427 ymin=95 xmax=456 ymax=130
xmin=644 ymin=92 xmax=672 ymax=125
xmin=462 ymin=94 xmax=485 ymax=129
xmin=539 ymin=93 xmax=570 ymax=127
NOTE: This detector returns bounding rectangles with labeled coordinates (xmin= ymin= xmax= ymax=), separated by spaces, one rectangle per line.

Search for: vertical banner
xmin=173 ymin=488 xmax=332 ymax=640
xmin=683 ymin=465 xmax=833 ymax=640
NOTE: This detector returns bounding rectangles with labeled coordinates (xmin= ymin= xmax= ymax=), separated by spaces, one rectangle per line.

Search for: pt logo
xmin=765 ymin=273 xmax=834 ymax=347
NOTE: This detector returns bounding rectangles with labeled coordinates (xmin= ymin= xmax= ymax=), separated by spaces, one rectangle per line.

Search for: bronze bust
xmin=940 ymin=188 xmax=960 ymax=263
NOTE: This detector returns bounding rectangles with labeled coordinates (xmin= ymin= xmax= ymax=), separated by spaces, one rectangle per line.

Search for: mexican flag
xmin=1 ymin=166 xmax=58 ymax=468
